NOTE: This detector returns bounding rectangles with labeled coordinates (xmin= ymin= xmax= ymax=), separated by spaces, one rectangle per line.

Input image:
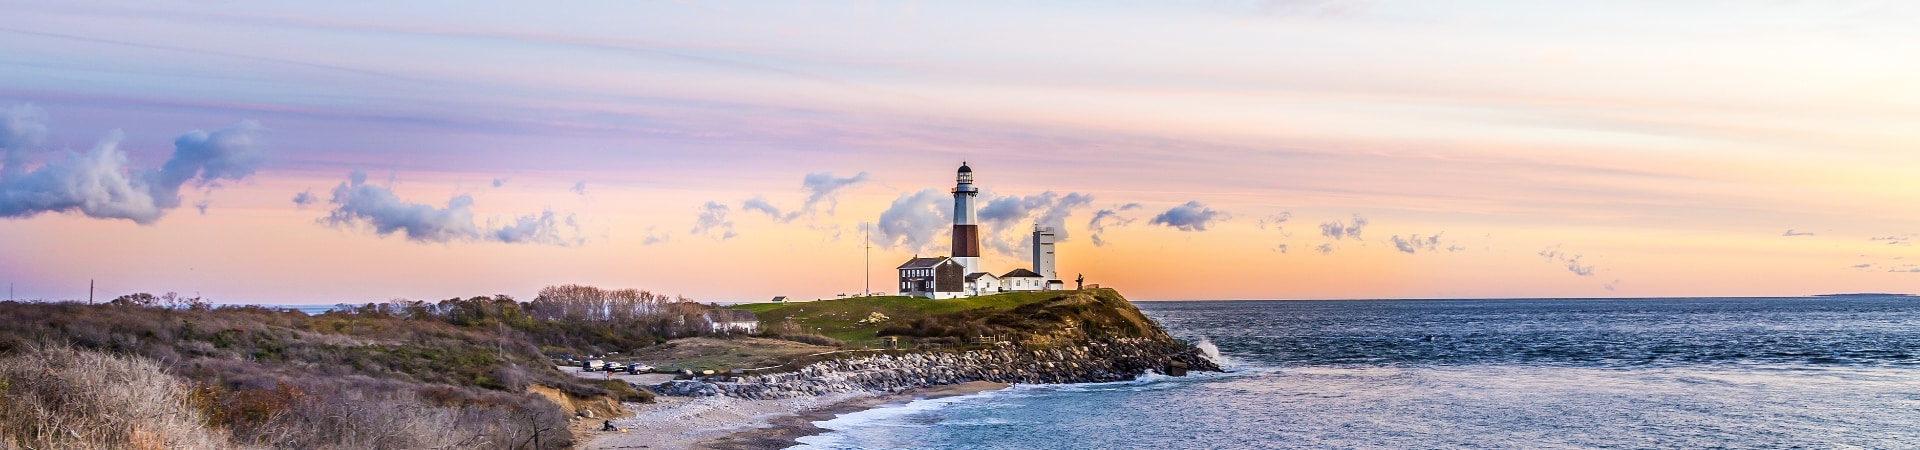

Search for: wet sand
xmin=583 ymin=381 xmax=1008 ymax=450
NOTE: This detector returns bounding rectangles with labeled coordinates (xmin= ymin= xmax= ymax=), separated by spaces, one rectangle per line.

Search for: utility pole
xmin=864 ymin=222 xmax=871 ymax=297
xmin=89 ymin=279 xmax=94 ymax=304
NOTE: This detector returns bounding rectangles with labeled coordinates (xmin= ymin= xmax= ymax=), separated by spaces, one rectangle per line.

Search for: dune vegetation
xmin=0 ymin=284 xmax=739 ymax=450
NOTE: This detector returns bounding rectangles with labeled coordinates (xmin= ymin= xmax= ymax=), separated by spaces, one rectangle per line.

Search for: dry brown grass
xmin=626 ymin=337 xmax=836 ymax=371
xmin=0 ymin=343 xmax=235 ymax=450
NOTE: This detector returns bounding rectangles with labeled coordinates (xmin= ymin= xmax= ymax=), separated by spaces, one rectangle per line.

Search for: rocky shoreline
xmin=650 ymin=337 xmax=1221 ymax=400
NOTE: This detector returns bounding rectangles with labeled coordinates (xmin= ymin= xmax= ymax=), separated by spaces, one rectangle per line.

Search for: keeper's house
xmin=898 ymin=256 xmax=967 ymax=299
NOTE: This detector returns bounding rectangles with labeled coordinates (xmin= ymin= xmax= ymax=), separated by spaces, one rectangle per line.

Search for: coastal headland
xmin=0 ymin=287 xmax=1214 ymax=449
xmin=591 ymin=288 xmax=1222 ymax=449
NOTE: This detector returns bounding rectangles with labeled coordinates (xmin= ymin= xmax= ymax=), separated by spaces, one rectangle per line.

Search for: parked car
xmin=582 ymin=360 xmax=606 ymax=372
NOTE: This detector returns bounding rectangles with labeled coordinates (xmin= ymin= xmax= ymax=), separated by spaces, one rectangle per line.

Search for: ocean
xmin=792 ymin=296 xmax=1920 ymax=449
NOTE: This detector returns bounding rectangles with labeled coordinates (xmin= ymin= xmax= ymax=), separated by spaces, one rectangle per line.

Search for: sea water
xmin=793 ymin=297 xmax=1920 ymax=449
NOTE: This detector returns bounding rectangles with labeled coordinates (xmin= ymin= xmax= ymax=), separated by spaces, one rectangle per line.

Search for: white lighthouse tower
xmin=951 ymin=162 xmax=981 ymax=276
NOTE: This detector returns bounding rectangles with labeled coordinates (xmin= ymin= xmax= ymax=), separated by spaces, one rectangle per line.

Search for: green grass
xmin=735 ymin=291 xmax=1078 ymax=346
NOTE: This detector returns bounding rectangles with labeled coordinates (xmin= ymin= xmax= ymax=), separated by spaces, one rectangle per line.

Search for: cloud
xmin=733 ymin=171 xmax=870 ymax=225
xmin=740 ymin=196 xmax=796 ymax=222
xmin=873 ymin=188 xmax=950 ymax=253
xmin=1539 ymin=246 xmax=1596 ymax=276
xmin=800 ymin=171 xmax=869 ymax=216
xmin=1088 ymin=209 xmax=1123 ymax=229
xmin=691 ymin=201 xmax=735 ymax=239
xmin=974 ymin=190 xmax=1093 ymax=253
xmin=1276 ymin=244 xmax=1290 ymax=254
xmin=571 ymin=180 xmax=587 ymax=195
xmin=1088 ymin=206 xmax=1138 ymax=247
xmin=1566 ymin=256 xmax=1595 ymax=275
xmin=1319 ymin=214 xmax=1369 ymax=240
xmin=323 ymin=170 xmax=480 ymax=242
xmin=155 ymin=123 xmax=267 ymax=201
xmin=1890 ymin=265 xmax=1920 ymax=273
xmin=319 ymin=170 xmax=580 ymax=245
xmin=1315 ymin=243 xmax=1334 ymax=254
xmin=642 ymin=226 xmax=670 ymax=245
xmin=491 ymin=210 xmax=582 ymax=246
xmin=1390 ymin=233 xmax=1444 ymax=254
xmin=1604 ymin=279 xmax=1621 ymax=291
xmin=1851 ymin=263 xmax=1873 ymax=270
xmin=1389 ymin=233 xmax=1460 ymax=255
xmin=1870 ymin=235 xmax=1912 ymax=246
xmin=0 ymin=105 xmax=267 ymax=224
xmin=1 ymin=104 xmax=50 ymax=175
xmin=1150 ymin=200 xmax=1225 ymax=232
xmin=1258 ymin=212 xmax=1292 ymax=231
xmin=291 ymin=189 xmax=317 ymax=209
xmin=1782 ymin=229 xmax=1814 ymax=237
xmin=978 ymin=194 xmax=1051 ymax=224
xmin=491 ymin=177 xmax=507 ymax=188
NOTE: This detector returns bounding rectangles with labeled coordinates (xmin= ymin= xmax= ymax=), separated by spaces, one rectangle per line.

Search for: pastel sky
xmin=3 ymin=1 xmax=1918 ymax=303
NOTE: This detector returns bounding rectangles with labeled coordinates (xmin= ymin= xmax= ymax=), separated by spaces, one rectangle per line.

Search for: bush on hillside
xmin=0 ymin=301 xmax=584 ymax=449
xmin=0 ymin=343 xmax=234 ymax=450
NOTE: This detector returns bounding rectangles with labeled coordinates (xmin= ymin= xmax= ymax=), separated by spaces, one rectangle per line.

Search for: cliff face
xmin=655 ymin=289 xmax=1222 ymax=398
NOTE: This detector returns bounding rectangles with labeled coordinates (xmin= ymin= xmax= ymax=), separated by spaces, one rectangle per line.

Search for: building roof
xmin=896 ymin=256 xmax=951 ymax=270
xmin=965 ymin=272 xmax=998 ymax=281
xmin=1001 ymin=268 xmax=1043 ymax=278
xmin=958 ymin=162 xmax=972 ymax=173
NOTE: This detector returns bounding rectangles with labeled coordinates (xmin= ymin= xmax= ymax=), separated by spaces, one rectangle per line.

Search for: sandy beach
xmin=582 ymin=381 xmax=1009 ymax=450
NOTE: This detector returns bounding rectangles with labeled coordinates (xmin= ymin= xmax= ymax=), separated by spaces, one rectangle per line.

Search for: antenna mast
xmin=864 ymin=222 xmax=871 ymax=297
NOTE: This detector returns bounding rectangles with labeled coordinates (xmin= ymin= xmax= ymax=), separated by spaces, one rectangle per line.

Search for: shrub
xmin=0 ymin=343 xmax=235 ymax=450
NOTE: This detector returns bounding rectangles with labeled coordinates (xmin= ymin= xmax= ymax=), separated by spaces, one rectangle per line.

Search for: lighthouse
xmin=951 ymin=162 xmax=981 ymax=276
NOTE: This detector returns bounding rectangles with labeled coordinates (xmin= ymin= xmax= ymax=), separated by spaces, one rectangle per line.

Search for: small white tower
xmin=951 ymin=162 xmax=981 ymax=276
xmin=1032 ymin=224 xmax=1057 ymax=280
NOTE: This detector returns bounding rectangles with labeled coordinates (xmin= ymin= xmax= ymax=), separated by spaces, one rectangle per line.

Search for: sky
xmin=2 ymin=1 xmax=1918 ymax=303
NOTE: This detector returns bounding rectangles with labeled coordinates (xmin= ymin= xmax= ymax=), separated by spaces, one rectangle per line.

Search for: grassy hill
xmin=736 ymin=288 xmax=1168 ymax=348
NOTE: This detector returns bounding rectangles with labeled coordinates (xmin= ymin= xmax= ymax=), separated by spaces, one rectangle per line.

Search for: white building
xmin=1001 ymin=268 xmax=1046 ymax=292
xmin=705 ymin=310 xmax=759 ymax=334
xmin=966 ymin=272 xmax=1001 ymax=296
xmin=1031 ymin=225 xmax=1061 ymax=290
